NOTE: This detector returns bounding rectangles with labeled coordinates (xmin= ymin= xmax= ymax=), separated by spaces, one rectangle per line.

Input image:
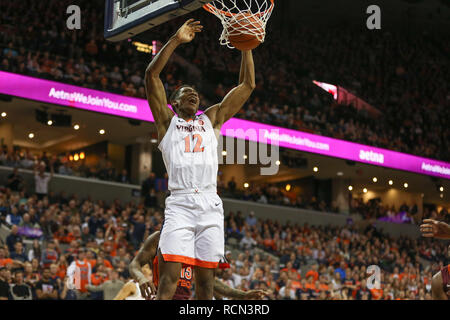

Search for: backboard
xmin=104 ymin=0 xmax=213 ymax=42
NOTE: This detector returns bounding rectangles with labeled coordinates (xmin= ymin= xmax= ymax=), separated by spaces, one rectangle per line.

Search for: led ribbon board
xmin=1 ymin=71 xmax=449 ymax=180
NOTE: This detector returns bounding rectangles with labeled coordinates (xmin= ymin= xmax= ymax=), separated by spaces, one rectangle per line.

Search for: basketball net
xmin=204 ymin=0 xmax=275 ymax=49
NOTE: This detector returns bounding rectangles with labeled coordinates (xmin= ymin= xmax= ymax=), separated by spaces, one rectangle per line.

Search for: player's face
xmin=176 ymin=87 xmax=199 ymax=116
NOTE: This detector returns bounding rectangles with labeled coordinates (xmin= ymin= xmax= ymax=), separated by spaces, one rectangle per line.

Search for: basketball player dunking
xmin=145 ymin=19 xmax=255 ymax=300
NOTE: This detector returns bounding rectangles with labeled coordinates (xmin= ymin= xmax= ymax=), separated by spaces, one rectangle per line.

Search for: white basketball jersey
xmin=158 ymin=114 xmax=218 ymax=192
xmin=125 ymin=281 xmax=145 ymax=300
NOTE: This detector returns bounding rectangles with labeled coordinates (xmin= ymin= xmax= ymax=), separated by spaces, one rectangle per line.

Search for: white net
xmin=204 ymin=0 xmax=274 ymax=49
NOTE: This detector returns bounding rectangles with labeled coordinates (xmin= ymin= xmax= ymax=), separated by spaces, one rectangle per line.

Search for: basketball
xmin=227 ymin=12 xmax=265 ymax=51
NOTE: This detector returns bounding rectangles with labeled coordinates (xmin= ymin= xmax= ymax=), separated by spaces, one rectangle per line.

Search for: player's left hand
xmin=174 ymin=19 xmax=203 ymax=44
xmin=244 ymin=290 xmax=270 ymax=300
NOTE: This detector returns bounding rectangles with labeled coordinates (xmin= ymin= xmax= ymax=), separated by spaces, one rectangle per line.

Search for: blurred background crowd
xmin=0 ymin=181 xmax=448 ymax=300
xmin=1 ymin=0 xmax=449 ymax=162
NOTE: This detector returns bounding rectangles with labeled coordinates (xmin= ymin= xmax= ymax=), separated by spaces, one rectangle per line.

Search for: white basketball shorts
xmin=159 ymin=191 xmax=224 ymax=269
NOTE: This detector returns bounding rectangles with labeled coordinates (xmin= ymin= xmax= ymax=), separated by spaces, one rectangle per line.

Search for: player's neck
xmin=177 ymin=112 xmax=196 ymax=122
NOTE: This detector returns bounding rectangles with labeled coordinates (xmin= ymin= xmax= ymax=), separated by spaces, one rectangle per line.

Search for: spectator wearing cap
xmin=245 ymin=211 xmax=257 ymax=227
xmin=9 ymin=270 xmax=32 ymax=300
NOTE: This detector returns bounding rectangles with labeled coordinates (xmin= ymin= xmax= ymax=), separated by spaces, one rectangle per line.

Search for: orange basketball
xmin=227 ymin=12 xmax=265 ymax=51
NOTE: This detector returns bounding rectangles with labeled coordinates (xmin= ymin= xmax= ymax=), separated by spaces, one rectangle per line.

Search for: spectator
xmin=19 ymin=213 xmax=40 ymax=229
xmin=35 ymin=267 xmax=58 ymax=300
xmin=66 ymin=249 xmax=92 ymax=299
xmin=6 ymin=225 xmax=22 ymax=252
xmin=279 ymin=280 xmax=296 ymax=300
xmin=10 ymin=242 xmax=27 ymax=263
xmin=245 ymin=211 xmax=257 ymax=227
xmin=60 ymin=276 xmax=77 ymax=300
xmin=6 ymin=167 xmax=24 ymax=192
xmin=141 ymin=172 xmax=156 ymax=204
xmin=41 ymin=241 xmax=59 ymax=268
xmin=34 ymin=161 xmax=54 ymax=200
xmin=228 ymin=177 xmax=237 ymax=193
xmin=0 ymin=267 xmax=10 ymax=300
xmin=6 ymin=207 xmax=22 ymax=226
xmin=240 ymin=230 xmax=257 ymax=250
xmin=116 ymin=169 xmax=130 ymax=184
xmin=87 ymin=269 xmax=124 ymax=300
xmin=9 ymin=271 xmax=32 ymax=300
xmin=130 ymin=215 xmax=146 ymax=250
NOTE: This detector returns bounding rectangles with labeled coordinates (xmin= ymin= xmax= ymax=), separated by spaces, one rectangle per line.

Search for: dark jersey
xmin=152 ymin=256 xmax=192 ymax=300
xmin=441 ymin=265 xmax=450 ymax=299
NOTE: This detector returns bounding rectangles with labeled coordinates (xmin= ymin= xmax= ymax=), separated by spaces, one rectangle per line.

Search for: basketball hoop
xmin=203 ymin=0 xmax=275 ymax=49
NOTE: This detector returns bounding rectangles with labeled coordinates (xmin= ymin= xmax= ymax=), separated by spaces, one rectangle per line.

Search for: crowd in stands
xmin=221 ymin=210 xmax=448 ymax=300
xmin=0 ymin=0 xmax=449 ymax=162
xmin=0 ymin=146 xmax=135 ymax=185
xmin=218 ymin=176 xmax=449 ymax=225
xmin=1 ymin=173 xmax=449 ymax=300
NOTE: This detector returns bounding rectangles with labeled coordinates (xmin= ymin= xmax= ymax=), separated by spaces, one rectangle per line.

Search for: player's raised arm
xmin=129 ymin=231 xmax=159 ymax=299
xmin=205 ymin=50 xmax=255 ymax=130
xmin=145 ymin=19 xmax=203 ymax=142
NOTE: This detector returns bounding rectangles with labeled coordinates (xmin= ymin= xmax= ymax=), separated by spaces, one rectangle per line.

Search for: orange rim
xmin=203 ymin=0 xmax=274 ymax=19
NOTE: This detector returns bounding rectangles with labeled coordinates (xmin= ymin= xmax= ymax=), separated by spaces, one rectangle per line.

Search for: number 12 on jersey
xmin=184 ymin=134 xmax=205 ymax=153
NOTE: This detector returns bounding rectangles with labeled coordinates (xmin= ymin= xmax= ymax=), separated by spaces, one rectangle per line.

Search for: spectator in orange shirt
xmin=318 ymin=276 xmax=330 ymax=292
xmin=305 ymin=264 xmax=319 ymax=281
xmin=90 ymin=263 xmax=109 ymax=300
xmin=56 ymin=255 xmax=68 ymax=280
xmin=370 ymin=287 xmax=384 ymax=300
xmin=305 ymin=276 xmax=316 ymax=291
xmin=280 ymin=262 xmax=300 ymax=280
xmin=0 ymin=247 xmax=14 ymax=268
xmin=94 ymin=251 xmax=113 ymax=270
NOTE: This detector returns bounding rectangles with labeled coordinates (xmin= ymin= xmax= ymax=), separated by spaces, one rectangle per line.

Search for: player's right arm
xmin=129 ymin=231 xmax=160 ymax=299
xmin=213 ymin=278 xmax=269 ymax=300
xmin=431 ymin=271 xmax=448 ymax=300
xmin=145 ymin=19 xmax=203 ymax=143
